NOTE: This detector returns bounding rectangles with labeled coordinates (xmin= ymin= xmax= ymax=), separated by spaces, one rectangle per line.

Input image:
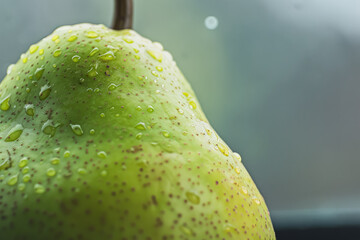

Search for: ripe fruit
xmin=0 ymin=23 xmax=275 ymax=239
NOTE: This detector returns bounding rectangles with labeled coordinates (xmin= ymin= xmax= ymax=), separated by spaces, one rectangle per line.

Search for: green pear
xmin=0 ymin=24 xmax=275 ymax=240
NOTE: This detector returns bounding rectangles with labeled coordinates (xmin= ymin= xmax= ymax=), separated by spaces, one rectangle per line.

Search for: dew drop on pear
xmin=70 ymin=124 xmax=84 ymax=136
xmin=22 ymin=174 xmax=31 ymax=183
xmin=97 ymin=151 xmax=107 ymax=159
xmin=64 ymin=151 xmax=71 ymax=158
xmin=18 ymin=157 xmax=28 ymax=168
xmin=0 ymin=95 xmax=11 ymax=111
xmin=135 ymin=122 xmax=146 ymax=130
xmin=41 ymin=120 xmax=57 ymax=137
xmin=7 ymin=175 xmax=18 ymax=186
xmin=51 ymin=157 xmax=60 ymax=165
xmin=34 ymin=66 xmax=45 ymax=80
xmin=34 ymin=184 xmax=45 ymax=194
xmin=99 ymin=51 xmax=115 ymax=61
xmin=24 ymin=104 xmax=35 ymax=116
xmin=53 ymin=49 xmax=62 ymax=57
xmin=5 ymin=124 xmax=24 ymax=142
xmin=39 ymin=84 xmax=51 ymax=100
xmin=47 ymin=168 xmax=56 ymax=177
xmin=185 ymin=191 xmax=200 ymax=204
xmin=72 ymin=55 xmax=81 ymax=63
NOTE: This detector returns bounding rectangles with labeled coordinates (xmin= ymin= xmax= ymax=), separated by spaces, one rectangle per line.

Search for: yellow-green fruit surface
xmin=0 ymin=24 xmax=275 ymax=240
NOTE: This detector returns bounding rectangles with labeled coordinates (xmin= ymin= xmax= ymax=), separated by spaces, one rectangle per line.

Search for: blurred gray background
xmin=1 ymin=0 xmax=360 ymax=229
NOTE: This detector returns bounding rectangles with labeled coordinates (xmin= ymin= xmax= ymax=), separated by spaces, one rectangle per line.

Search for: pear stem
xmin=112 ymin=0 xmax=133 ymax=30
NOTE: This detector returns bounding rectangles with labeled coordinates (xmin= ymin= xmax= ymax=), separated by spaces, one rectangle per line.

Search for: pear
xmin=0 ymin=24 xmax=275 ymax=240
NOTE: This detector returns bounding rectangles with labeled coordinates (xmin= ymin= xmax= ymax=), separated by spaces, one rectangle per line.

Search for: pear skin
xmin=0 ymin=24 xmax=275 ymax=240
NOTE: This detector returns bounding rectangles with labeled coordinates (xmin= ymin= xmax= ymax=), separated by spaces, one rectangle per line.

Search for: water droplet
xmin=204 ymin=16 xmax=219 ymax=30
xmin=218 ymin=143 xmax=229 ymax=156
xmin=90 ymin=129 xmax=95 ymax=135
xmin=22 ymin=174 xmax=31 ymax=182
xmin=156 ymin=66 xmax=164 ymax=72
xmin=39 ymin=49 xmax=44 ymax=55
xmin=0 ymin=95 xmax=11 ymax=111
xmin=136 ymin=106 xmax=142 ymax=111
xmin=18 ymin=183 xmax=26 ymax=191
xmin=185 ymin=191 xmax=200 ymax=204
xmin=79 ymin=78 xmax=85 ymax=84
xmin=52 ymin=64 xmax=57 ymax=68
xmin=22 ymin=57 xmax=28 ymax=63
xmin=235 ymin=168 xmax=240 ymax=174
xmin=87 ymin=67 xmax=98 ymax=77
xmin=86 ymin=31 xmax=99 ymax=38
xmin=147 ymin=49 xmax=163 ymax=62
xmin=241 ymin=186 xmax=248 ymax=195
xmin=70 ymin=124 xmax=83 ymax=136
xmin=89 ymin=47 xmax=99 ymax=56
xmin=53 ymin=49 xmax=62 ymax=57
xmin=108 ymin=83 xmax=117 ymax=91
xmin=134 ymin=55 xmax=140 ymax=60
xmin=51 ymin=157 xmax=60 ymax=165
xmin=151 ymin=71 xmax=159 ymax=77
xmin=100 ymin=113 xmax=105 ymax=118
xmin=47 ymin=168 xmax=56 ymax=177
xmin=94 ymin=88 xmax=100 ymax=93
xmin=39 ymin=84 xmax=51 ymax=100
xmin=34 ymin=184 xmax=45 ymax=194
xmin=5 ymin=124 xmax=24 ymax=142
xmin=22 ymin=167 xmax=29 ymax=174
xmin=7 ymin=175 xmax=18 ymax=186
xmin=0 ymin=157 xmax=10 ymax=170
xmin=100 ymin=170 xmax=108 ymax=177
xmin=133 ymin=48 xmax=139 ymax=53
xmin=52 ymin=35 xmax=59 ymax=41
xmin=0 ymin=175 xmax=4 ymax=180
xmin=78 ymin=168 xmax=87 ymax=175
xmin=177 ymin=108 xmax=184 ymax=115
xmin=64 ymin=151 xmax=71 ymax=158
xmin=147 ymin=105 xmax=154 ymax=113
xmin=72 ymin=55 xmax=81 ymax=62
xmin=189 ymin=101 xmax=197 ymax=109
xmin=233 ymin=152 xmax=242 ymax=162
xmin=252 ymin=197 xmax=261 ymax=205
xmin=162 ymin=130 xmax=170 ymax=138
xmin=7 ymin=64 xmax=14 ymax=75
xmin=29 ymin=45 xmax=39 ymax=54
xmin=97 ymin=151 xmax=107 ymax=159
xmin=180 ymin=225 xmax=195 ymax=236
xmin=67 ymin=35 xmax=78 ymax=42
xmin=34 ymin=66 xmax=45 ymax=80
xmin=136 ymin=133 xmax=143 ymax=139
xmin=41 ymin=120 xmax=58 ymax=137
xmin=224 ymin=223 xmax=237 ymax=235
xmin=135 ymin=122 xmax=146 ymax=130
xmin=19 ymin=157 xmax=28 ymax=168
xmin=156 ymin=66 xmax=163 ymax=72
xmin=99 ymin=51 xmax=115 ymax=61
xmin=123 ymin=37 xmax=134 ymax=43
